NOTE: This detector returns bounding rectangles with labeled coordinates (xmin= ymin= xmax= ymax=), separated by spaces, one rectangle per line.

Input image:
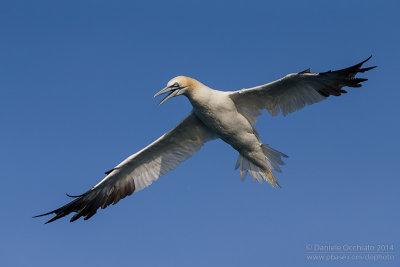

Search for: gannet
xmin=35 ymin=57 xmax=375 ymax=223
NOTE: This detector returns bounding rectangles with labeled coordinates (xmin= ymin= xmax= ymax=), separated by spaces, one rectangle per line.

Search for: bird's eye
xmin=173 ymin=82 xmax=179 ymax=87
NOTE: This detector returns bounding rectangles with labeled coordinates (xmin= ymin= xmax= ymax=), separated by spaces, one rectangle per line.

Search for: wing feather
xmin=35 ymin=112 xmax=215 ymax=223
xmin=230 ymin=57 xmax=376 ymax=123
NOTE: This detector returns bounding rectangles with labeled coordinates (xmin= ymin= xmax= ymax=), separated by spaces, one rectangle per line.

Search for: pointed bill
xmin=154 ymin=87 xmax=181 ymax=105
xmin=154 ymin=87 xmax=172 ymax=98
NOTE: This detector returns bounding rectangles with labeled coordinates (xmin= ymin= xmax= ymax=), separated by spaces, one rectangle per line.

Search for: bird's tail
xmin=235 ymin=144 xmax=288 ymax=187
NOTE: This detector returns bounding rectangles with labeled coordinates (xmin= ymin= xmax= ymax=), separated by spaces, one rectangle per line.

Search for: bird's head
xmin=154 ymin=76 xmax=202 ymax=105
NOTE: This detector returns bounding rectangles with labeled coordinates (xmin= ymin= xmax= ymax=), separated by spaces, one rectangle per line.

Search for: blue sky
xmin=1 ymin=0 xmax=399 ymax=266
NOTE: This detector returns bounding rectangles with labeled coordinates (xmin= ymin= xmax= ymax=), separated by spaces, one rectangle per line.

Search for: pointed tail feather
xmin=235 ymin=144 xmax=288 ymax=187
xmin=261 ymin=144 xmax=288 ymax=173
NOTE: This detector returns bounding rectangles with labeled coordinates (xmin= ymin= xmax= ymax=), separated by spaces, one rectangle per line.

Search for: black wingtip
xmin=359 ymin=65 xmax=377 ymax=72
xmin=33 ymin=211 xmax=58 ymax=224
xmin=355 ymin=56 xmax=376 ymax=75
xmin=66 ymin=193 xmax=84 ymax=198
xmin=357 ymin=56 xmax=377 ymax=70
xmin=45 ymin=217 xmax=58 ymax=224
xmin=298 ymin=68 xmax=311 ymax=74
xmin=352 ymin=55 xmax=373 ymax=69
xmin=33 ymin=211 xmax=54 ymax=218
xmin=362 ymin=55 xmax=372 ymax=64
xmin=332 ymin=55 xmax=376 ymax=76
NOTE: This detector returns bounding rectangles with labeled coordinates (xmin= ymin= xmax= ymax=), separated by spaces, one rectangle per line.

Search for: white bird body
xmin=35 ymin=57 xmax=375 ymax=223
xmin=189 ymin=86 xmax=252 ymax=146
xmin=188 ymin=85 xmax=271 ymax=178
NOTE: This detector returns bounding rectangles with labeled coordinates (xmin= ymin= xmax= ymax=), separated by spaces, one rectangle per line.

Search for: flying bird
xmin=35 ymin=57 xmax=375 ymax=223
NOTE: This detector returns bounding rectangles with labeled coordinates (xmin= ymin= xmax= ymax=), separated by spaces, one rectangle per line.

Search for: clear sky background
xmin=1 ymin=1 xmax=399 ymax=266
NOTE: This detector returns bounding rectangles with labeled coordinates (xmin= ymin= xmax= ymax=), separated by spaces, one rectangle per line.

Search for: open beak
xmin=153 ymin=86 xmax=182 ymax=105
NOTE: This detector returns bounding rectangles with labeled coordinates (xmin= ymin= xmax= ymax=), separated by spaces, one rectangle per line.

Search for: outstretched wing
xmin=35 ymin=112 xmax=215 ymax=223
xmin=229 ymin=57 xmax=376 ymax=124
